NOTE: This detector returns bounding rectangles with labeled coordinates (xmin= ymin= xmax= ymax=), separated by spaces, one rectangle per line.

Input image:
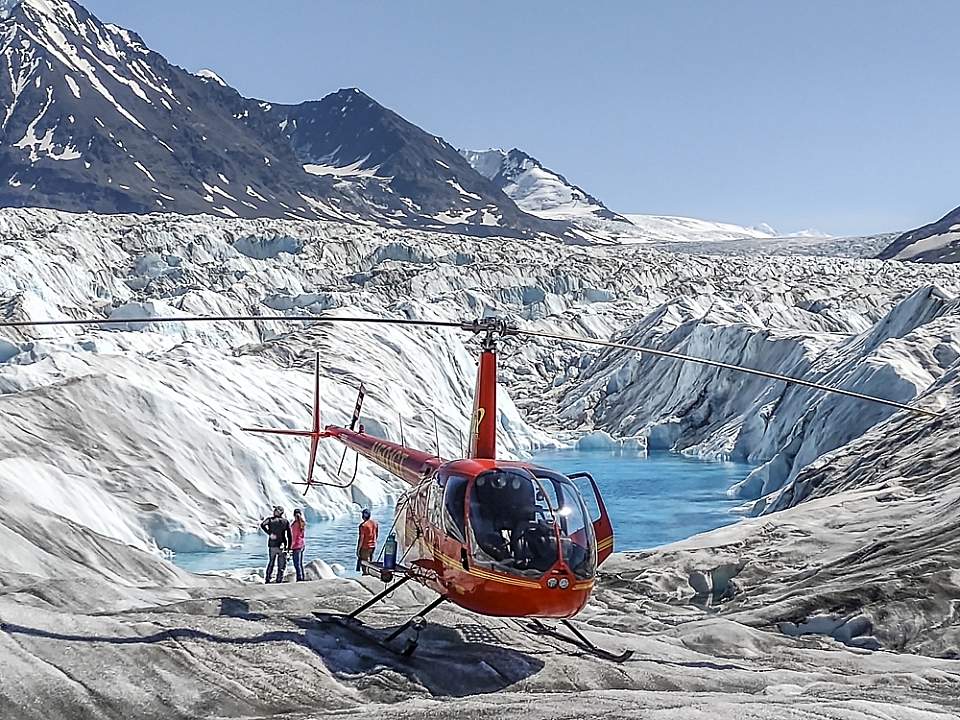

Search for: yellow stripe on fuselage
xmin=435 ymin=551 xmax=543 ymax=588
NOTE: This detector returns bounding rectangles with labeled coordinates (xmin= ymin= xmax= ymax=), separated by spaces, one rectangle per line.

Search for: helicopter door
xmin=567 ymin=471 xmax=615 ymax=565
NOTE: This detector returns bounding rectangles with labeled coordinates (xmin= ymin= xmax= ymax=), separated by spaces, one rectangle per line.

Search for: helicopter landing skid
xmin=317 ymin=592 xmax=446 ymax=659
xmin=527 ymin=618 xmax=634 ymax=663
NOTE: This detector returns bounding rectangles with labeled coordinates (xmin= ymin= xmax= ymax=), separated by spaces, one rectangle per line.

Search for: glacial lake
xmin=172 ymin=450 xmax=753 ymax=576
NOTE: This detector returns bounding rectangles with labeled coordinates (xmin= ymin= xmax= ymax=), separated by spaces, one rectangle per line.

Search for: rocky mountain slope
xmin=0 ymin=0 xmax=567 ymax=239
xmin=878 ymin=204 xmax=960 ymax=263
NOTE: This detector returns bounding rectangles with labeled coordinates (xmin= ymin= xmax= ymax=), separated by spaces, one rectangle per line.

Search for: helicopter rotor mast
xmin=459 ymin=318 xmax=517 ymax=460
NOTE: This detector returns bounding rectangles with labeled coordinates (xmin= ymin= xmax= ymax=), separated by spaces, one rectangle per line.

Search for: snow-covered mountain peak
xmin=0 ymin=0 xmax=167 ymax=131
xmin=461 ymin=148 xmax=510 ymax=180
xmin=4 ymin=0 xmax=76 ymax=22
xmin=460 ymin=146 xmax=627 ymax=224
xmin=3 ymin=0 xmax=107 ymax=44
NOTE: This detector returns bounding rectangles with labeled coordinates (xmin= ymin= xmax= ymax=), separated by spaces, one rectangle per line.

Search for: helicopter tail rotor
xmin=243 ymin=352 xmax=344 ymax=495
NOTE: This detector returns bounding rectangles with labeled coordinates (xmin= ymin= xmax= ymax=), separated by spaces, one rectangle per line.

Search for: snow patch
xmin=63 ymin=73 xmax=80 ymax=97
xmin=133 ymin=160 xmax=154 ymax=181
xmin=303 ymin=156 xmax=387 ymax=179
xmin=12 ymin=88 xmax=81 ymax=161
xmin=194 ymin=68 xmax=226 ymax=86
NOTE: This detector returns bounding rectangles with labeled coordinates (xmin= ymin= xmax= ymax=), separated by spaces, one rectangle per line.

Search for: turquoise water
xmin=172 ymin=450 xmax=753 ymax=575
xmin=532 ymin=449 xmax=752 ymax=551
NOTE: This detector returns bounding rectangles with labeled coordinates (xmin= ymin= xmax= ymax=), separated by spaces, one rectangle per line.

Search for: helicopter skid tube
xmin=527 ymin=619 xmax=634 ymax=663
xmin=316 ymin=594 xmax=446 ymax=659
xmin=316 ymin=613 xmax=419 ymax=658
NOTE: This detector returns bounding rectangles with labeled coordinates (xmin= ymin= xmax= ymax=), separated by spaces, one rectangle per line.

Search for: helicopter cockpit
xmin=443 ymin=466 xmax=597 ymax=580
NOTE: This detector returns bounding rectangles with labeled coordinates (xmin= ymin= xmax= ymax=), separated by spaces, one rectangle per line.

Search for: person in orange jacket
xmin=356 ymin=508 xmax=378 ymax=573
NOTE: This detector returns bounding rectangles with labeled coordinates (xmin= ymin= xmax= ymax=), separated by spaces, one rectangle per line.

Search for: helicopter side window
xmin=442 ymin=474 xmax=468 ymax=543
xmin=427 ymin=478 xmax=444 ymax=535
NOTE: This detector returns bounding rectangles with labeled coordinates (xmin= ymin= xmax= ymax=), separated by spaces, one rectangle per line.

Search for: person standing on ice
xmin=260 ymin=506 xmax=292 ymax=583
xmin=290 ymin=508 xmax=307 ymax=581
xmin=356 ymin=508 xmax=378 ymax=573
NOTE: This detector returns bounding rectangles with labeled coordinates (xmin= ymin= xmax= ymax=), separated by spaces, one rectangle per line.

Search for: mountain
xmin=264 ymin=92 xmax=556 ymax=235
xmin=616 ymin=214 xmax=776 ymax=243
xmin=0 ymin=0 xmax=567 ymax=239
xmin=459 ymin=148 xmax=809 ymax=246
xmin=878 ymin=205 xmax=960 ymax=263
xmin=460 ymin=147 xmax=628 ymax=223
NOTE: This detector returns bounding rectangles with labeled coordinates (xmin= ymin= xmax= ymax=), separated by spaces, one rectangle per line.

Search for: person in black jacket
xmin=260 ymin=505 xmax=292 ymax=584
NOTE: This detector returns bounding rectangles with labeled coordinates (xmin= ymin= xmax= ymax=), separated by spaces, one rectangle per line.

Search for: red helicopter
xmin=245 ymin=318 xmax=621 ymax=656
xmin=0 ymin=313 xmax=936 ymax=660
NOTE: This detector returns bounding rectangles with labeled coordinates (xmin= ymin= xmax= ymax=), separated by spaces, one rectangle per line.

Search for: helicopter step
xmin=357 ymin=558 xmax=410 ymax=584
xmin=527 ymin=618 xmax=634 ymax=663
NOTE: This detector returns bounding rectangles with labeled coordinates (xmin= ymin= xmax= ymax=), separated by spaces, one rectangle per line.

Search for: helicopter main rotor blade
xmin=0 ymin=312 xmax=939 ymax=417
xmin=0 ymin=314 xmax=463 ymax=329
xmin=517 ymin=328 xmax=940 ymax=418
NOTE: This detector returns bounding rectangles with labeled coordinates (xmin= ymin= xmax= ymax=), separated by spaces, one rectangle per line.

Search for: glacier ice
xmin=2 ymin=208 xmax=960 ymax=718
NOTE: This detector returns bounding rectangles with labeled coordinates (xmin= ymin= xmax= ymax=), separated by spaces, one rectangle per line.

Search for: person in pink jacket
xmin=290 ymin=509 xmax=307 ymax=581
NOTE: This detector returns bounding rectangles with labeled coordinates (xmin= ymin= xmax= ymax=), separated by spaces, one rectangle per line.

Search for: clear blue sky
xmin=82 ymin=0 xmax=960 ymax=236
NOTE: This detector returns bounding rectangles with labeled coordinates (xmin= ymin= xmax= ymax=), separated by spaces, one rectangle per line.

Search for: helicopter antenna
xmin=432 ymin=410 xmax=442 ymax=458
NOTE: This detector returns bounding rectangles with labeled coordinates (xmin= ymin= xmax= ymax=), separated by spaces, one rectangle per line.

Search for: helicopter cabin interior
xmin=429 ymin=465 xmax=598 ymax=581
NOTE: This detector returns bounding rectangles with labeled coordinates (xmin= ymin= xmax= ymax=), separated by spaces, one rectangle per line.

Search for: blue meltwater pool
xmin=530 ymin=449 xmax=752 ymax=550
xmin=172 ymin=450 xmax=753 ymax=576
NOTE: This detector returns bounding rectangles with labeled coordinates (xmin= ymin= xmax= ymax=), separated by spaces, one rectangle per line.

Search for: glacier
xmin=3 ymin=206 xmax=959 ymax=559
xmin=2 ymin=207 xmax=960 ymax=718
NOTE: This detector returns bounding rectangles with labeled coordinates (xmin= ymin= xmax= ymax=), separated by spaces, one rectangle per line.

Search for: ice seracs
xmin=3 ymin=207 xmax=960 ymax=559
xmin=2 ymin=207 xmax=960 ymax=717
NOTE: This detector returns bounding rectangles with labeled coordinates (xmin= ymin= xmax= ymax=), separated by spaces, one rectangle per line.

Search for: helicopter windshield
xmin=467 ymin=467 xmax=596 ymax=580
xmin=530 ymin=467 xmax=597 ymax=580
